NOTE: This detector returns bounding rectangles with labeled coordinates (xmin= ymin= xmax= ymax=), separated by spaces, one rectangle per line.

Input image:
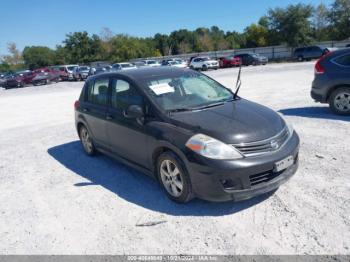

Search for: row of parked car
xmin=4 ymin=45 xmax=338 ymax=90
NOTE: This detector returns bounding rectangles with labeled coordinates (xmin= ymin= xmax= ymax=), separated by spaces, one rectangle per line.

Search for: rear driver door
xmin=81 ymin=77 xmax=110 ymax=148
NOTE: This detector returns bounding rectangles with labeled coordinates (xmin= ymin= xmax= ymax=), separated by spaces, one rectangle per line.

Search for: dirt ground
xmin=0 ymin=61 xmax=349 ymax=255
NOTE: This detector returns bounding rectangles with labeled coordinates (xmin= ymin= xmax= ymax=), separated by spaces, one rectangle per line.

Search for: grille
xmin=249 ymin=170 xmax=283 ymax=186
xmin=233 ymin=128 xmax=290 ymax=156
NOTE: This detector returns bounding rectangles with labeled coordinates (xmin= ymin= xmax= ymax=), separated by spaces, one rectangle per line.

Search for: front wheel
xmin=329 ymin=87 xmax=350 ymax=115
xmin=79 ymin=125 xmax=96 ymax=155
xmin=157 ymin=151 xmax=193 ymax=203
xmin=202 ymin=65 xmax=208 ymax=71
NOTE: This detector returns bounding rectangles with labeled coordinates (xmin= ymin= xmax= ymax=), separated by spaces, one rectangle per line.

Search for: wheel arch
xmin=326 ymin=84 xmax=350 ymax=102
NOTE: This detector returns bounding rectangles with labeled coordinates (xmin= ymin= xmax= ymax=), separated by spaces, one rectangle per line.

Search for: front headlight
xmin=185 ymin=134 xmax=243 ymax=160
xmin=278 ymin=113 xmax=294 ymax=136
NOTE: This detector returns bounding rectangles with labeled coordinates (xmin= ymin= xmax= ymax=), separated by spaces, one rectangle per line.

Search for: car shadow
xmin=279 ymin=106 xmax=349 ymax=122
xmin=47 ymin=141 xmax=273 ymax=216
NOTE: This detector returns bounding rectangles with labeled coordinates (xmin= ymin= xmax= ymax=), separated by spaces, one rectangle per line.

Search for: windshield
xmin=147 ymin=61 xmax=157 ymax=64
xmin=67 ymin=66 xmax=76 ymax=71
xmin=143 ymin=72 xmax=233 ymax=111
xmin=121 ymin=63 xmax=133 ymax=68
xmin=79 ymin=66 xmax=89 ymax=71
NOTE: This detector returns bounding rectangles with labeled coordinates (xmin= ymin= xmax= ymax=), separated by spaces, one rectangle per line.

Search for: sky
xmin=0 ymin=0 xmax=333 ymax=55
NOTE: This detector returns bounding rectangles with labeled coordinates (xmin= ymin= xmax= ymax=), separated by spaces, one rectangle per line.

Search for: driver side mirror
xmin=124 ymin=105 xmax=144 ymax=119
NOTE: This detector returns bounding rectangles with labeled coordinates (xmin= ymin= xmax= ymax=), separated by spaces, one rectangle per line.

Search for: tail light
xmin=74 ymin=100 xmax=80 ymax=109
xmin=315 ymin=51 xmax=332 ymax=74
xmin=315 ymin=60 xmax=325 ymax=74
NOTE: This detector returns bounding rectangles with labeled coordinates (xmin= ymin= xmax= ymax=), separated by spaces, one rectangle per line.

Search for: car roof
xmin=89 ymin=66 xmax=192 ymax=81
xmin=325 ymin=47 xmax=350 ymax=58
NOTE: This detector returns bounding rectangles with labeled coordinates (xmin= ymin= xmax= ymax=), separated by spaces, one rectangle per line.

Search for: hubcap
xmin=80 ymin=128 xmax=93 ymax=153
xmin=160 ymin=159 xmax=183 ymax=197
xmin=334 ymin=92 xmax=350 ymax=112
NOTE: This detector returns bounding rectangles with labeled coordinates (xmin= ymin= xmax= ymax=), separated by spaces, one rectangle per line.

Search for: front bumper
xmin=186 ymin=132 xmax=300 ymax=202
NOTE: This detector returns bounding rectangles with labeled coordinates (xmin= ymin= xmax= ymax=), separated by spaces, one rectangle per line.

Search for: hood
xmin=169 ymin=99 xmax=285 ymax=144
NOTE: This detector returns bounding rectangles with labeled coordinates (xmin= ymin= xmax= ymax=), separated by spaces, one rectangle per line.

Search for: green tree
xmin=267 ymin=4 xmax=314 ymax=46
xmin=22 ymin=46 xmax=55 ymax=69
xmin=328 ymin=0 xmax=350 ymax=40
xmin=63 ymin=31 xmax=104 ymax=63
xmin=244 ymin=23 xmax=269 ymax=47
xmin=312 ymin=3 xmax=330 ymax=41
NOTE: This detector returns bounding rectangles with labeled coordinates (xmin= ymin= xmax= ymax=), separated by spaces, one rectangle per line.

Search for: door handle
xmin=106 ymin=114 xmax=114 ymax=120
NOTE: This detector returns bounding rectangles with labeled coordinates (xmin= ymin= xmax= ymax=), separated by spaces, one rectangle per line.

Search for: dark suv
xmin=234 ymin=53 xmax=268 ymax=66
xmin=311 ymin=48 xmax=350 ymax=115
xmin=74 ymin=67 xmax=299 ymax=202
xmin=293 ymin=46 xmax=327 ymax=61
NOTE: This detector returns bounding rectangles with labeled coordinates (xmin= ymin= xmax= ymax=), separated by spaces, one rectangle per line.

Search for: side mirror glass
xmin=125 ymin=105 xmax=144 ymax=119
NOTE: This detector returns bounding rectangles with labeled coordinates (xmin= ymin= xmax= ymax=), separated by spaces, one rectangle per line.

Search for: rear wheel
xmin=79 ymin=125 xmax=96 ymax=155
xmin=329 ymin=87 xmax=350 ymax=115
xmin=157 ymin=151 xmax=193 ymax=203
xmin=297 ymin=55 xmax=304 ymax=62
xmin=202 ymin=64 xmax=208 ymax=71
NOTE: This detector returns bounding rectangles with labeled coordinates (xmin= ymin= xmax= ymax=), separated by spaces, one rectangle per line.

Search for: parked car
xmin=73 ymin=66 xmax=90 ymax=80
xmin=49 ymin=66 xmax=69 ymax=81
xmin=74 ymin=67 xmax=299 ymax=202
xmin=61 ymin=64 xmax=78 ymax=80
xmin=3 ymin=71 xmax=36 ymax=89
xmin=161 ymin=60 xmax=187 ymax=68
xmin=218 ymin=56 xmax=242 ymax=68
xmin=133 ymin=61 xmax=147 ymax=68
xmin=234 ymin=53 xmax=268 ymax=66
xmin=32 ymin=68 xmax=60 ymax=86
xmin=293 ymin=46 xmax=330 ymax=61
xmin=311 ymin=48 xmax=350 ymax=115
xmin=140 ymin=60 xmax=161 ymax=67
xmin=90 ymin=66 xmax=113 ymax=75
xmin=112 ymin=63 xmax=137 ymax=71
xmin=0 ymin=72 xmax=7 ymax=87
xmin=189 ymin=57 xmax=219 ymax=70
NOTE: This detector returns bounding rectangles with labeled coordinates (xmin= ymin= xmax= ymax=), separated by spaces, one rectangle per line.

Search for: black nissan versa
xmin=74 ymin=67 xmax=299 ymax=202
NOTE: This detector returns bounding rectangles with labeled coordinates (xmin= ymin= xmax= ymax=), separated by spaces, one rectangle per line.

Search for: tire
xmin=189 ymin=65 xmax=194 ymax=70
xmin=329 ymin=87 xmax=350 ymax=115
xmin=45 ymin=79 xmax=50 ymax=85
xmin=157 ymin=151 xmax=193 ymax=203
xmin=202 ymin=65 xmax=208 ymax=71
xmin=79 ymin=125 xmax=96 ymax=155
xmin=297 ymin=55 xmax=304 ymax=62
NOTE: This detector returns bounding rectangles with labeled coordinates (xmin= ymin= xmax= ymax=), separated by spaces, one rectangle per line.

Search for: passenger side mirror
xmin=124 ymin=105 xmax=144 ymax=119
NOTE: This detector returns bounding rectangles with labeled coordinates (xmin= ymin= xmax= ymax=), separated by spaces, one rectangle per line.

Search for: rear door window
xmin=87 ymin=78 xmax=109 ymax=106
xmin=334 ymin=54 xmax=350 ymax=66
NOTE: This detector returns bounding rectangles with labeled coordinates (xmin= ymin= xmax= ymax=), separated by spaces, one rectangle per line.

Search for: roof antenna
xmin=233 ymin=64 xmax=242 ymax=99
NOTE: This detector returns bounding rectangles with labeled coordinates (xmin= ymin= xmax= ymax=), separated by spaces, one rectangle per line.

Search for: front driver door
xmin=106 ymin=77 xmax=150 ymax=168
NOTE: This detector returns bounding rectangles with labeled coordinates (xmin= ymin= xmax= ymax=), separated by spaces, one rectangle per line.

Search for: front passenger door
xmin=106 ymin=78 xmax=149 ymax=167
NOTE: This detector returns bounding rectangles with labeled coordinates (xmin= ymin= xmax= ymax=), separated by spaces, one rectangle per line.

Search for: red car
xmin=32 ymin=68 xmax=61 ymax=85
xmin=3 ymin=71 xmax=36 ymax=88
xmin=218 ymin=56 xmax=242 ymax=68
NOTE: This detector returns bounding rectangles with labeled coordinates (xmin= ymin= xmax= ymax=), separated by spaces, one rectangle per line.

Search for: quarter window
xmin=87 ymin=78 xmax=109 ymax=105
xmin=111 ymin=79 xmax=143 ymax=109
xmin=334 ymin=54 xmax=350 ymax=66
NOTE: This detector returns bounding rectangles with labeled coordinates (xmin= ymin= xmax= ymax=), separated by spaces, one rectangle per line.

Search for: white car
xmin=62 ymin=64 xmax=79 ymax=80
xmin=141 ymin=60 xmax=161 ymax=67
xmin=161 ymin=60 xmax=188 ymax=68
xmin=112 ymin=62 xmax=137 ymax=70
xmin=189 ymin=57 xmax=219 ymax=71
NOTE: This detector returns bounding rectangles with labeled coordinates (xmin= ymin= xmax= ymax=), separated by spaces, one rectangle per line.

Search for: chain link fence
xmin=132 ymin=39 xmax=350 ymax=62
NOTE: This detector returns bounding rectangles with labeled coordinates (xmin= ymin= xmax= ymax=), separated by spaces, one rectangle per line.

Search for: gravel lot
xmin=0 ymin=62 xmax=349 ymax=255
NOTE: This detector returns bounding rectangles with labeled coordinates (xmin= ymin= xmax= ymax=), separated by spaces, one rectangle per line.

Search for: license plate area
xmin=274 ymin=155 xmax=294 ymax=172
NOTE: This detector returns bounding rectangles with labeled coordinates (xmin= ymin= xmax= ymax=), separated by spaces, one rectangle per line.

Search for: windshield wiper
xmin=191 ymin=101 xmax=225 ymax=110
xmin=168 ymin=107 xmax=195 ymax=113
